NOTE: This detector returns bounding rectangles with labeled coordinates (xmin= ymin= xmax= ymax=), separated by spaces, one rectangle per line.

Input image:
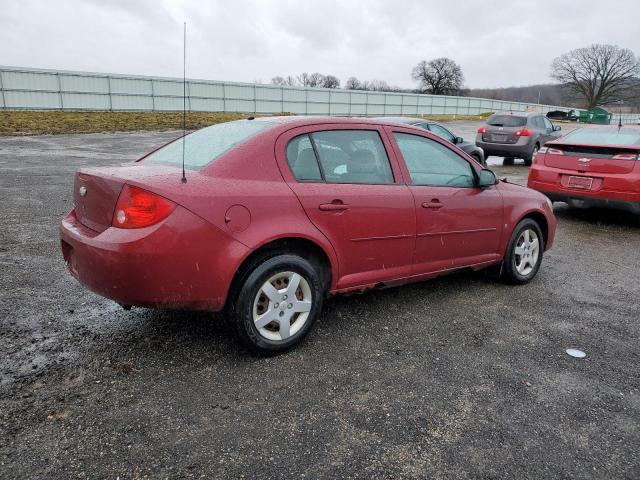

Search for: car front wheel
xmin=230 ymin=254 xmax=324 ymax=353
xmin=501 ymin=219 xmax=544 ymax=284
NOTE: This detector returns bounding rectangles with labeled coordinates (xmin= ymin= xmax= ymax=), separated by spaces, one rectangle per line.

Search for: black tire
xmin=523 ymin=143 xmax=539 ymax=167
xmin=503 ymin=157 xmax=514 ymax=166
xmin=228 ymin=254 xmax=325 ymax=353
xmin=472 ymin=153 xmax=486 ymax=167
xmin=501 ymin=219 xmax=544 ymax=284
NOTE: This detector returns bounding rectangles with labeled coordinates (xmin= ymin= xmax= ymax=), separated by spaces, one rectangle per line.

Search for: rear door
xmin=388 ymin=127 xmax=504 ymax=274
xmin=275 ymin=125 xmax=416 ymax=289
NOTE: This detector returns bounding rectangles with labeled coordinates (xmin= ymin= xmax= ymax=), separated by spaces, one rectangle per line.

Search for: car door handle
xmin=421 ymin=200 xmax=443 ymax=210
xmin=319 ymin=201 xmax=349 ymax=212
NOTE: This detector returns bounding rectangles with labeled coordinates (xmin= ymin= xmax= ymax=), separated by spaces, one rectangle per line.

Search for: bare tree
xmin=321 ymin=75 xmax=340 ymax=89
xmin=308 ymin=72 xmax=325 ymax=87
xmin=297 ymin=72 xmax=311 ymax=87
xmin=412 ymin=58 xmax=464 ymax=95
xmin=272 ymin=76 xmax=298 ymax=87
xmin=344 ymin=77 xmax=362 ymax=90
xmin=551 ymin=44 xmax=640 ymax=109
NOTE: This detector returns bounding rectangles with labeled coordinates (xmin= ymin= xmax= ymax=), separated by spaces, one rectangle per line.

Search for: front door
xmin=276 ymin=126 xmax=416 ymax=289
xmin=389 ymin=129 xmax=504 ymax=274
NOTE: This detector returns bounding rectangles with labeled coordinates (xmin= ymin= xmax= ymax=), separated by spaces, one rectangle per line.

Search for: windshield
xmin=487 ymin=114 xmax=527 ymax=127
xmin=560 ymin=128 xmax=640 ymax=146
xmin=145 ymin=120 xmax=272 ymax=169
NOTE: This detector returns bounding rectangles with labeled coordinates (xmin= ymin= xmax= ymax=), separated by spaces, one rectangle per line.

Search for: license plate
xmin=567 ymin=176 xmax=593 ymax=189
xmin=492 ymin=134 xmax=507 ymax=142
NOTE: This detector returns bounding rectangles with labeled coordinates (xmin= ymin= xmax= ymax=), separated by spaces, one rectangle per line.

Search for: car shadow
xmin=90 ymin=267 xmax=495 ymax=366
xmin=553 ymin=203 xmax=640 ymax=229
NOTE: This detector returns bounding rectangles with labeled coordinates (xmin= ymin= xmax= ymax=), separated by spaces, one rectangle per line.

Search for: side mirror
xmin=454 ymin=136 xmax=464 ymax=144
xmin=553 ymin=125 xmax=561 ymax=131
xmin=478 ymin=169 xmax=497 ymax=188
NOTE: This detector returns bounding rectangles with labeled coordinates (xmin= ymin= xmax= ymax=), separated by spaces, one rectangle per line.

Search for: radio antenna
xmin=181 ymin=21 xmax=187 ymax=183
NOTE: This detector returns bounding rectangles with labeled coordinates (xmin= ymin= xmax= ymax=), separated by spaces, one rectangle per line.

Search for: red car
xmin=60 ymin=117 xmax=556 ymax=352
xmin=528 ymin=125 xmax=640 ymax=213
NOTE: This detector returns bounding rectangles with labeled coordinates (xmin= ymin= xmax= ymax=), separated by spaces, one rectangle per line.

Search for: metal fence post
xmin=253 ymin=84 xmax=257 ymax=114
xmin=0 ymin=70 xmax=6 ymax=110
xmin=56 ymin=72 xmax=64 ymax=110
xmin=107 ymin=75 xmax=113 ymax=111
xmin=150 ymin=78 xmax=155 ymax=111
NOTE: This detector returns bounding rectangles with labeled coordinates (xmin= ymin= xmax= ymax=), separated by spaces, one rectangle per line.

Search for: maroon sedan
xmin=60 ymin=117 xmax=556 ymax=352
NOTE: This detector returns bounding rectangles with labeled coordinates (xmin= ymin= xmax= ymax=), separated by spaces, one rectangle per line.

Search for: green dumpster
xmin=579 ymin=107 xmax=612 ymax=124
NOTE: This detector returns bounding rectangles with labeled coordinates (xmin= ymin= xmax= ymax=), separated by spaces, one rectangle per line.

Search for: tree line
xmin=270 ymin=44 xmax=640 ymax=111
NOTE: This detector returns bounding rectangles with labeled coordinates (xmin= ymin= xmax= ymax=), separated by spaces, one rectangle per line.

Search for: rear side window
xmin=286 ymin=130 xmax=394 ymax=184
xmin=487 ymin=115 xmax=527 ymax=127
xmin=285 ymin=134 xmax=322 ymax=181
xmin=394 ymin=133 xmax=475 ymax=187
xmin=145 ymin=120 xmax=271 ymax=169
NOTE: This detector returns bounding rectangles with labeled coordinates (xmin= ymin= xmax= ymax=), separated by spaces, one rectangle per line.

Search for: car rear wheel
xmin=501 ymin=219 xmax=544 ymax=284
xmin=229 ymin=254 xmax=324 ymax=353
xmin=524 ymin=144 xmax=539 ymax=167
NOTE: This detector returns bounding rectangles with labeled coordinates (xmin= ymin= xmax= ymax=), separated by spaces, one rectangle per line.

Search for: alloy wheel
xmin=252 ymin=271 xmax=312 ymax=341
xmin=514 ymin=228 xmax=540 ymax=276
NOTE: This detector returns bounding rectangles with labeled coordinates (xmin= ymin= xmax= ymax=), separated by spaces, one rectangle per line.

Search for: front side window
xmin=286 ymin=130 xmax=394 ymax=184
xmin=428 ymin=124 xmax=456 ymax=143
xmin=145 ymin=120 xmax=272 ymax=169
xmin=394 ymin=133 xmax=475 ymax=188
xmin=543 ymin=117 xmax=553 ymax=130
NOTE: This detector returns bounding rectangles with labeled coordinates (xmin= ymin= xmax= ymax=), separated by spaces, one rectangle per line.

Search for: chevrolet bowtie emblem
xmin=578 ymin=158 xmax=591 ymax=163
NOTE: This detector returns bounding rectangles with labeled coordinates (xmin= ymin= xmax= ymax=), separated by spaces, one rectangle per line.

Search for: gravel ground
xmin=1 ymin=122 xmax=639 ymax=479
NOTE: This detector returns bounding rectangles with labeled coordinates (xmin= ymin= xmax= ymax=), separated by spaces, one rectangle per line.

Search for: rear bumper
xmin=539 ymin=190 xmax=640 ymax=213
xmin=59 ymin=208 xmax=249 ymax=311
xmin=528 ymin=179 xmax=640 ymax=214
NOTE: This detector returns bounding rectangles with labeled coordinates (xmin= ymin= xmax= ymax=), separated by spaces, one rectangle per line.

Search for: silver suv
xmin=475 ymin=112 xmax=562 ymax=166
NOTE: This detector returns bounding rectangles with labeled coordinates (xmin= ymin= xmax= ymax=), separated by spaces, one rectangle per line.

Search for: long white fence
xmin=1 ymin=66 xmax=639 ymax=124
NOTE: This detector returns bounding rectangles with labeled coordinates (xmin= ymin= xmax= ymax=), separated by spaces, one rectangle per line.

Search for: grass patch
xmin=0 ymin=110 xmax=492 ymax=136
xmin=0 ymin=111 xmax=256 ymax=135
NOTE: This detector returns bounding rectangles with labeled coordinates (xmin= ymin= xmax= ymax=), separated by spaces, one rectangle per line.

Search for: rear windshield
xmin=145 ymin=120 xmax=272 ymax=169
xmin=560 ymin=128 xmax=640 ymax=146
xmin=487 ymin=114 xmax=527 ymax=127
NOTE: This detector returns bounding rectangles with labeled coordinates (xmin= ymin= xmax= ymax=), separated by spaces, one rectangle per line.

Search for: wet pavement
xmin=1 ymin=123 xmax=639 ymax=479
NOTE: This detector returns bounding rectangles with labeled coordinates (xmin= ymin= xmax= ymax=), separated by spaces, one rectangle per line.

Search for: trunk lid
xmin=541 ymin=144 xmax=639 ymax=174
xmin=73 ymin=164 xmax=184 ymax=232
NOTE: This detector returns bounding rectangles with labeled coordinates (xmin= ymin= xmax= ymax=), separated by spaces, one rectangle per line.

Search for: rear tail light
xmin=112 ymin=185 xmax=176 ymax=229
xmin=538 ymin=147 xmax=564 ymax=155
xmin=515 ymin=128 xmax=532 ymax=137
xmin=477 ymin=127 xmax=486 ymax=134
xmin=612 ymin=153 xmax=639 ymax=160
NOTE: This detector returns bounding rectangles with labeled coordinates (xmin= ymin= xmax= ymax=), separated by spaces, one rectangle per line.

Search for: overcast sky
xmin=1 ymin=0 xmax=639 ymax=89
